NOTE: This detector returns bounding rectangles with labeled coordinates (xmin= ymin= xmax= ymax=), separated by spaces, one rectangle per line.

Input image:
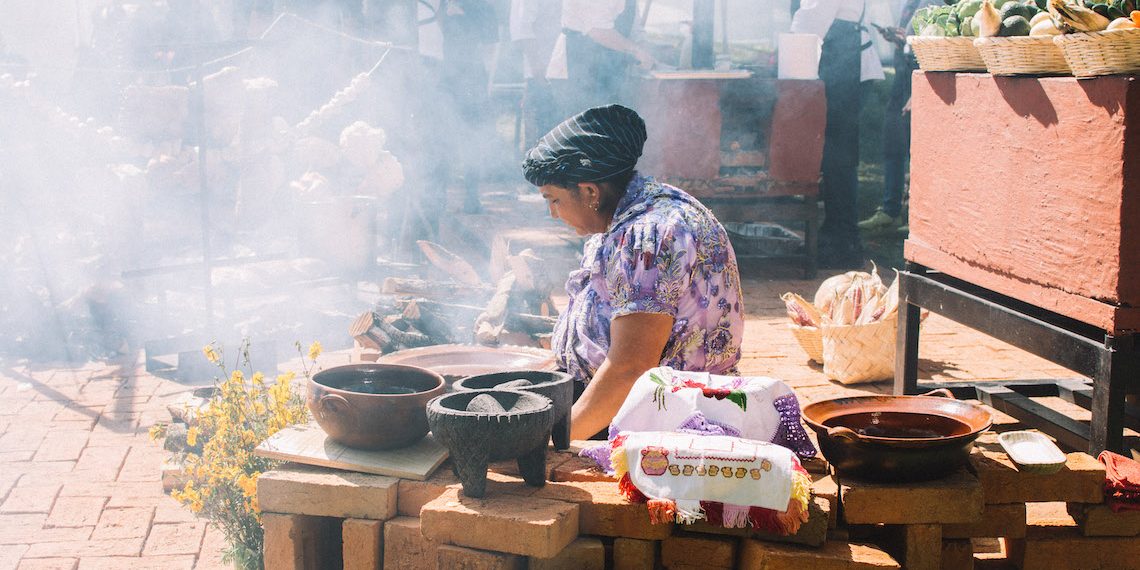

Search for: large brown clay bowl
xmin=801 ymin=389 xmax=992 ymax=482
xmin=307 ymin=363 xmax=445 ymax=450
xmin=453 ymin=370 xmax=573 ymax=450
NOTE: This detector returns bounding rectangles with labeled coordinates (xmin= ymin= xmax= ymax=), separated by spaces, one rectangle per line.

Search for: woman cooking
xmin=522 ymin=105 xmax=745 ymax=440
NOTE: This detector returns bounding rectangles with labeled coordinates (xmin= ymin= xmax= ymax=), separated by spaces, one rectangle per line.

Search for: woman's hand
xmin=569 ymin=312 xmax=674 ymax=440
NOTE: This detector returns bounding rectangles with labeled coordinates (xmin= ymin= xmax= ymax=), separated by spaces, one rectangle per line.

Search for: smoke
xmin=0 ymin=2 xmax=519 ymax=370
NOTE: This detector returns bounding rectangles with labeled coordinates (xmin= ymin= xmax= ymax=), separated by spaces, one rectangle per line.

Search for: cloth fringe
xmin=647 ymin=499 xmax=676 ymax=524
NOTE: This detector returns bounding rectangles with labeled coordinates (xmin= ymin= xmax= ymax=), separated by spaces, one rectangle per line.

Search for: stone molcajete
xmin=426 ymin=389 xmax=555 ymax=498
xmin=307 ymin=363 xmax=445 ymax=450
xmin=452 ymin=370 xmax=573 ymax=450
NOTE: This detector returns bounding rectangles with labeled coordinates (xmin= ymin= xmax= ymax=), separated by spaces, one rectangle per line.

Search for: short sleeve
xmin=604 ymin=221 xmax=697 ymax=318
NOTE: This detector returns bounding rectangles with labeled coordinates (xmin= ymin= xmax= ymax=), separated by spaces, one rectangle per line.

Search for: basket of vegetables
xmin=908 ymin=1 xmax=988 ymax=71
xmin=1051 ymin=1 xmax=1140 ymax=77
xmin=972 ymin=0 xmax=1073 ymax=74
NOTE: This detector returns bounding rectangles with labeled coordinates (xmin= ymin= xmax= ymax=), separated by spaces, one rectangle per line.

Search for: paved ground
xmin=0 ymin=267 xmax=1090 ymax=569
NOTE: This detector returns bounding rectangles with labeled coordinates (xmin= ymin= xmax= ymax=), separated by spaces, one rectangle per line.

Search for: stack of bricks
xmin=256 ymin=442 xmax=904 ymax=569
xmin=837 ymin=432 xmax=1138 ymax=570
xmin=256 ymin=433 xmax=1136 ymax=570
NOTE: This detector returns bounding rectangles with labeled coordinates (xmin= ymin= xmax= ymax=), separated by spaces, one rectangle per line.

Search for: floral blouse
xmin=552 ymin=174 xmax=745 ymax=384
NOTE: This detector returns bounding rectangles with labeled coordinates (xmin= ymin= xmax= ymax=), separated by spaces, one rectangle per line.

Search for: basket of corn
xmin=782 ymin=265 xmax=903 ymax=384
xmin=971 ymin=0 xmax=1073 ymax=74
xmin=907 ymin=1 xmax=988 ymax=71
xmin=1051 ymin=1 xmax=1140 ymax=76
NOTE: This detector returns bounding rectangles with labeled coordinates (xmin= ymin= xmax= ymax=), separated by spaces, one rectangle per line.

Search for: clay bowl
xmin=376 ymin=344 xmax=557 ymax=386
xmin=307 ymin=363 xmax=445 ymax=450
xmin=427 ymin=389 xmax=555 ymax=498
xmin=801 ymin=389 xmax=992 ymax=482
xmin=453 ymin=370 xmax=573 ymax=450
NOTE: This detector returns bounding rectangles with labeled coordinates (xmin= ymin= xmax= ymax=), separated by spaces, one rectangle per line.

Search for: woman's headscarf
xmin=522 ymin=104 xmax=648 ymax=187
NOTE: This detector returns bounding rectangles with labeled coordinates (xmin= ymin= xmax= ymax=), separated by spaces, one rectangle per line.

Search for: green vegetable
xmin=1000 ymin=2 xmax=1041 ymax=19
xmin=960 ymin=14 xmax=978 ymax=34
xmin=997 ymin=14 xmax=1033 ymax=34
xmin=958 ymin=0 xmax=984 ymax=19
xmin=1091 ymin=3 xmax=1112 ymax=17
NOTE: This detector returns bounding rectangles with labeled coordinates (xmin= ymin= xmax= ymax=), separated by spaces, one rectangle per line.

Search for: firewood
xmin=473 ymin=273 xmax=516 ymax=344
xmin=378 ymin=315 xmax=433 ymax=348
xmin=507 ymin=313 xmax=558 ymax=335
xmin=417 ymin=240 xmax=483 ymax=286
xmin=381 ymin=277 xmax=493 ymax=300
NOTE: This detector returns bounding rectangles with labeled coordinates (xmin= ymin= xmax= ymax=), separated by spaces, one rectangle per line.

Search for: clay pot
xmin=801 ymin=389 xmax=992 ymax=482
xmin=307 ymin=363 xmax=445 ymax=450
xmin=426 ymin=390 xmax=555 ymax=498
xmin=453 ymin=370 xmax=573 ymax=450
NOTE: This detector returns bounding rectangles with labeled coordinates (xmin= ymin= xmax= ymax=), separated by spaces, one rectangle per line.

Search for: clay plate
xmin=376 ymin=344 xmax=557 ymax=381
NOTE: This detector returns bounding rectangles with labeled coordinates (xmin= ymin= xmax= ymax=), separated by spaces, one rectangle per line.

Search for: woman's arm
xmin=569 ymin=312 xmax=674 ymax=440
xmin=585 ymin=27 xmax=655 ymax=70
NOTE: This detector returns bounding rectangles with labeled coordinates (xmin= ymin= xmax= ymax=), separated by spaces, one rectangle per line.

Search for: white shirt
xmin=545 ymin=0 xmax=626 ymax=80
xmin=511 ymin=0 xmax=562 ymax=78
xmin=790 ymin=0 xmax=885 ymax=82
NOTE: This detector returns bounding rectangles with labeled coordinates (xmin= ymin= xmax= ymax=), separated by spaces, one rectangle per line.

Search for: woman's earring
xmin=592 ymin=202 xmax=600 ymax=211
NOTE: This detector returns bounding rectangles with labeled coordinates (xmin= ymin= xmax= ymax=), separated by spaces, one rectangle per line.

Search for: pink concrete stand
xmin=898 ymin=73 xmax=1140 ymax=455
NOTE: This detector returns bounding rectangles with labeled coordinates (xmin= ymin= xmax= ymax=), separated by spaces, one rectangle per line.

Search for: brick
xmin=436 ymin=544 xmax=524 ymax=570
xmin=1067 ymin=502 xmax=1140 ymax=537
xmin=661 ymin=533 xmax=736 ymax=568
xmin=739 ymin=539 xmax=901 ymax=570
xmin=92 ymin=507 xmax=153 ymax=540
xmin=488 ymin=449 xmax=574 ymax=481
xmin=1006 ymin=522 xmax=1140 ymax=570
xmin=840 ymin=468 xmax=983 ymax=524
xmin=684 ymin=496 xmax=830 ymax=548
xmin=114 ymin=446 xmax=162 ymax=483
xmin=613 ymin=537 xmax=656 ymax=570
xmin=45 ymin=497 xmax=107 ymax=528
xmin=33 ymin=431 xmax=89 ymax=462
xmin=262 ymin=513 xmax=341 ymax=570
xmin=1 ymin=545 xmax=29 ymax=569
xmin=16 ymin=558 xmax=78 ymax=569
xmin=529 ymin=536 xmax=604 ymax=569
xmin=943 ymin=503 xmax=1027 ymax=539
xmin=142 ymin=522 xmax=206 ymax=556
xmin=258 ymin=463 xmax=398 ymax=520
xmin=420 ymin=488 xmax=579 ymax=558
xmin=74 ymin=555 xmax=195 ymax=569
xmin=383 ymin=517 xmax=438 ymax=570
xmin=152 ymin=501 xmax=196 ymax=524
xmin=969 ymin=440 xmax=1104 ymax=504
xmin=812 ymin=473 xmax=840 ymax=529
xmin=0 ymin=514 xmax=94 ymax=545
xmin=531 ymin=481 xmax=671 ymax=540
xmin=2 ymin=485 xmax=61 ymax=514
xmin=901 ymin=524 xmax=941 ymax=570
xmin=342 ymin=519 xmax=383 ymax=570
xmin=160 ymin=460 xmax=187 ymax=494
xmin=549 ymin=454 xmax=616 ymax=483
xmin=22 ymin=538 xmax=144 ymax=559
xmin=941 ymin=539 xmax=973 ymax=570
xmin=13 ymin=463 xmax=76 ymax=486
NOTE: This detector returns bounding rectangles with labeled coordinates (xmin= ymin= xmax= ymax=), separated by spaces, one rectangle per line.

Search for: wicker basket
xmin=974 ymin=36 xmax=1072 ymax=75
xmin=820 ymin=313 xmax=898 ymax=385
xmin=789 ymin=324 xmax=824 ymax=364
xmin=1054 ymin=29 xmax=1140 ymax=77
xmin=908 ymin=36 xmax=988 ymax=72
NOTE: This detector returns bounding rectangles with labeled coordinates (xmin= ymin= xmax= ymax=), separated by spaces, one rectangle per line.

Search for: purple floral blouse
xmin=552 ymin=174 xmax=745 ymax=384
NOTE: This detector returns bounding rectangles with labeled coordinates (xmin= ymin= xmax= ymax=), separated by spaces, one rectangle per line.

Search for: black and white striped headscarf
xmin=522 ymin=105 xmax=647 ymax=187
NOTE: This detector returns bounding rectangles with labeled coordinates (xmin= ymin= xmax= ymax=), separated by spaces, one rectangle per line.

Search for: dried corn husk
xmin=781 ymin=292 xmax=822 ymax=327
xmin=815 ymin=270 xmax=872 ymax=316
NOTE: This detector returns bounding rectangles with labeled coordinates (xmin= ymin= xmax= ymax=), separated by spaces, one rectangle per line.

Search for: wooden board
xmin=255 ymin=422 xmax=448 ymax=481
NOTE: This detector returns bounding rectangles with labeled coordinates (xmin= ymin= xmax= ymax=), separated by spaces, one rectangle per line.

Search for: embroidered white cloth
xmin=582 ymin=367 xmax=816 ymax=473
xmin=619 ymin=431 xmax=797 ymax=512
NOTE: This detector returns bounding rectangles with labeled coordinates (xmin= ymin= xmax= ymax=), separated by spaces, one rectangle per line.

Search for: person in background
xmin=523 ymin=105 xmax=744 ymax=440
xmin=546 ymin=0 xmax=655 ymax=118
xmin=791 ymin=0 xmax=884 ymax=269
xmin=511 ymin=0 xmax=563 ymax=146
xmin=859 ymin=0 xmax=940 ymax=234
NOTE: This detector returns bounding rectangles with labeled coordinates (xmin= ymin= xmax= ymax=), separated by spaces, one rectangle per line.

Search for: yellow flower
xmin=186 ymin=427 xmax=199 ymax=448
xmin=251 ymin=372 xmax=265 ymax=386
xmin=203 ymin=344 xmax=220 ymax=364
xmin=236 ymin=473 xmax=258 ymax=498
xmin=148 ymin=423 xmax=167 ymax=442
xmin=308 ymin=341 xmax=322 ymax=361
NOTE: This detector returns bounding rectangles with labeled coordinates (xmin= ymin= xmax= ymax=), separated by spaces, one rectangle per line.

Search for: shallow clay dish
xmin=376 ymin=344 xmax=557 ymax=383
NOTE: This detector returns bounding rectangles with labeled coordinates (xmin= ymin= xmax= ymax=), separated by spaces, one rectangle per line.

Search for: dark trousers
xmin=818 ymin=20 xmax=864 ymax=256
xmin=881 ymin=51 xmax=915 ymax=218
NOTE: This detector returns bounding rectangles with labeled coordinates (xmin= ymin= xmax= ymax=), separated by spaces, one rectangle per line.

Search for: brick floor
xmin=0 ymin=269 xmax=1107 ymax=569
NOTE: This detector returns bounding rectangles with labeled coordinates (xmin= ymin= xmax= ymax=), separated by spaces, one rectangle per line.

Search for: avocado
xmin=960 ymin=14 xmax=978 ymax=35
xmin=998 ymin=14 xmax=1033 ymax=35
xmin=1000 ymin=2 xmax=1041 ymax=20
xmin=1091 ymin=3 xmax=1112 ymax=17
